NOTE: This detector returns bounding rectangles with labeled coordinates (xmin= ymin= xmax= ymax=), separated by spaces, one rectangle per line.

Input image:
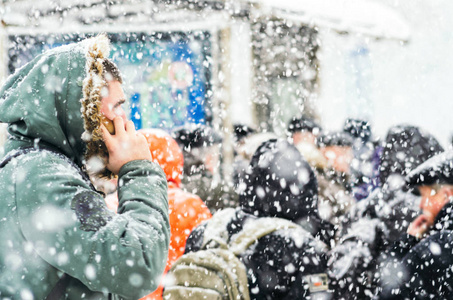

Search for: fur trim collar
xmin=80 ymin=34 xmax=114 ymax=179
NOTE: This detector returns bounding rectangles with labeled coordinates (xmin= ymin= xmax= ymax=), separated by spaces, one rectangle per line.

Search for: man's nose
xmin=420 ymin=197 xmax=429 ymax=209
xmin=117 ymin=109 xmax=127 ymax=123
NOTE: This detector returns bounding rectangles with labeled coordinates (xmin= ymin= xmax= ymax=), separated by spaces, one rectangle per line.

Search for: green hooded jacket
xmin=0 ymin=35 xmax=170 ymax=299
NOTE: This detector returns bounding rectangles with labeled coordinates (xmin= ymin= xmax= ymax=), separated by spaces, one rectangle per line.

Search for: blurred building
xmin=0 ymin=0 xmax=410 ymax=176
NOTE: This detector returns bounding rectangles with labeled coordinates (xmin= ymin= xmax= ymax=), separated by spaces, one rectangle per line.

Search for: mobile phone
xmin=101 ymin=116 xmax=115 ymax=135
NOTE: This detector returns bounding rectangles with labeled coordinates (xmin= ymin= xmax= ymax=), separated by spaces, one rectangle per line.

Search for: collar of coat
xmin=433 ymin=201 xmax=453 ymax=231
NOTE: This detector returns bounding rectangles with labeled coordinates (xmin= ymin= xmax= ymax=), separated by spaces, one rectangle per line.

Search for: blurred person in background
xmin=183 ymin=139 xmax=335 ymax=299
xmin=0 ymin=35 xmax=170 ymax=299
xmin=172 ymin=123 xmax=236 ymax=213
xmin=343 ymin=118 xmax=380 ymax=201
xmin=287 ymin=115 xmax=327 ymax=170
xmin=316 ymin=131 xmax=356 ymax=226
xmin=378 ymin=150 xmax=453 ymax=299
xmin=231 ymin=123 xmax=256 ymax=189
xmin=330 ymin=124 xmax=444 ymax=300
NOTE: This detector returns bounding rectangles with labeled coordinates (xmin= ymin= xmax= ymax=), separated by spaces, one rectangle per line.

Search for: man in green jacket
xmin=0 ymin=34 xmax=170 ymax=299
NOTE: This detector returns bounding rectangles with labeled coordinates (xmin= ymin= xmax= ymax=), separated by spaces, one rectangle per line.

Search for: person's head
xmin=317 ymin=131 xmax=354 ymax=173
xmin=172 ymin=124 xmax=222 ymax=175
xmin=239 ymin=139 xmax=318 ymax=222
xmin=0 ymin=34 xmax=122 ymax=178
xmin=287 ymin=116 xmax=322 ymax=145
xmin=380 ymin=124 xmax=444 ymax=188
xmin=233 ymin=123 xmax=255 ymax=145
xmin=80 ymin=38 xmax=129 ymax=177
xmin=407 ymin=151 xmax=453 ymax=224
xmin=139 ymin=128 xmax=184 ymax=187
xmin=343 ymin=118 xmax=372 ymax=143
xmin=235 ymin=132 xmax=279 ymax=161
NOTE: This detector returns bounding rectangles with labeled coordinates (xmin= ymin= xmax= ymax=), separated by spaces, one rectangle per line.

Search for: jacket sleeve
xmin=383 ymin=233 xmax=419 ymax=262
xmin=378 ymin=231 xmax=453 ymax=299
xmin=376 ymin=233 xmax=419 ymax=300
xmin=15 ymin=153 xmax=170 ymax=299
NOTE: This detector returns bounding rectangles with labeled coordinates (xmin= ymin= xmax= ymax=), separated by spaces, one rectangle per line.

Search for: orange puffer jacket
xmin=140 ymin=129 xmax=212 ymax=300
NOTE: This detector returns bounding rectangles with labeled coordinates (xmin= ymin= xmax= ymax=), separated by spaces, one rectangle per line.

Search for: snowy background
xmin=317 ymin=0 xmax=453 ymax=147
xmin=1 ymin=0 xmax=452 ymax=148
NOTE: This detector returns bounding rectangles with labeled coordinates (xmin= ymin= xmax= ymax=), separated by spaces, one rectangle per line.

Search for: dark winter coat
xmin=185 ymin=208 xmax=332 ymax=300
xmin=328 ymin=187 xmax=420 ymax=299
xmin=377 ymin=201 xmax=453 ymax=299
xmin=238 ymin=139 xmax=336 ymax=245
xmin=316 ymin=168 xmax=355 ymax=226
xmin=0 ymin=36 xmax=170 ymax=299
xmin=378 ymin=124 xmax=444 ymax=185
xmin=328 ymin=124 xmax=445 ymax=300
xmin=185 ymin=139 xmax=336 ymax=299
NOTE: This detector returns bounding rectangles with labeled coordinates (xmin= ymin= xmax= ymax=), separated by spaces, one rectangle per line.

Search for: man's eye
xmin=113 ymin=106 xmax=123 ymax=114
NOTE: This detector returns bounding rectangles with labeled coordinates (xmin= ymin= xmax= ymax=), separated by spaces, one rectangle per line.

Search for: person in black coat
xmin=378 ymin=150 xmax=453 ymax=299
xmin=329 ymin=124 xmax=444 ymax=300
xmin=342 ymin=118 xmax=379 ymax=201
xmin=185 ymin=139 xmax=335 ymax=299
xmin=172 ymin=124 xmax=239 ymax=212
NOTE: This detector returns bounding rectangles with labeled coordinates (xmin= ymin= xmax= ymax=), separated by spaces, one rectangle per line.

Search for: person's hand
xmin=101 ymin=117 xmax=151 ymax=174
xmin=407 ymin=214 xmax=432 ymax=239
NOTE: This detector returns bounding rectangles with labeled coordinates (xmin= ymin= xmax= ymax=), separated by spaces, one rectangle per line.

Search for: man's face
xmin=320 ymin=145 xmax=353 ymax=173
xmin=419 ymin=185 xmax=453 ymax=224
xmin=191 ymin=144 xmax=220 ymax=174
xmin=100 ymin=80 xmax=127 ymax=123
xmin=292 ymin=131 xmax=316 ymax=145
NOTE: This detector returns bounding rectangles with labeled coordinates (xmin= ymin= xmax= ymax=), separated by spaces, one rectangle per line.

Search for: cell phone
xmin=101 ymin=116 xmax=115 ymax=135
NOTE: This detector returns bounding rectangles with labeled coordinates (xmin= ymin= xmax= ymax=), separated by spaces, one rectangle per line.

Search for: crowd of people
xmin=164 ymin=115 xmax=453 ymax=300
xmin=1 ymin=34 xmax=452 ymax=300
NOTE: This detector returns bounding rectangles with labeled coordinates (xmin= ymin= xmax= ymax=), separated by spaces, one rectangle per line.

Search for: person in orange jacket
xmin=105 ymin=128 xmax=212 ymax=300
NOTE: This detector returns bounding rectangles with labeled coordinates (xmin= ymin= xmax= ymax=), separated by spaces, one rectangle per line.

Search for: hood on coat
xmin=406 ymin=150 xmax=453 ymax=187
xmin=139 ymin=128 xmax=184 ymax=187
xmin=379 ymin=124 xmax=444 ymax=186
xmin=0 ymin=34 xmax=114 ymax=178
xmin=239 ymin=139 xmax=319 ymax=222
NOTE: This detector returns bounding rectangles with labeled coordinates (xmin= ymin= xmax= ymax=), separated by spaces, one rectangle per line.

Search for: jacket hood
xmin=406 ymin=150 xmax=453 ymax=187
xmin=239 ymin=139 xmax=319 ymax=222
xmin=0 ymin=35 xmax=113 ymax=177
xmin=379 ymin=124 xmax=444 ymax=185
xmin=139 ymin=128 xmax=184 ymax=186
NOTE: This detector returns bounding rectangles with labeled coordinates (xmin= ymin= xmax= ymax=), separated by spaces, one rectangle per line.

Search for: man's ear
xmin=445 ymin=186 xmax=453 ymax=197
xmin=443 ymin=186 xmax=453 ymax=199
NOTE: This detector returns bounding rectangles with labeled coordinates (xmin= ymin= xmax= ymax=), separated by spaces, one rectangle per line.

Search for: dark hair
xmin=239 ymin=139 xmax=319 ymax=221
xmin=343 ymin=118 xmax=371 ymax=142
xmin=287 ymin=116 xmax=321 ymax=134
xmin=172 ymin=124 xmax=222 ymax=149
xmin=317 ymin=131 xmax=354 ymax=148
xmin=102 ymin=59 xmax=122 ymax=83
xmin=233 ymin=123 xmax=255 ymax=142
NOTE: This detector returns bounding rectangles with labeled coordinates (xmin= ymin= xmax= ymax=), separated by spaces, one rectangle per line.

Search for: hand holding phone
xmin=101 ymin=117 xmax=151 ymax=174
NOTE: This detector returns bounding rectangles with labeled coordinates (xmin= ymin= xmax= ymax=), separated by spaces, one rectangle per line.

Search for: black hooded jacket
xmin=237 ymin=139 xmax=336 ymax=242
xmin=378 ymin=201 xmax=453 ymax=299
xmin=185 ymin=140 xmax=335 ymax=299
xmin=329 ymin=124 xmax=444 ymax=300
xmin=185 ymin=208 xmax=331 ymax=300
